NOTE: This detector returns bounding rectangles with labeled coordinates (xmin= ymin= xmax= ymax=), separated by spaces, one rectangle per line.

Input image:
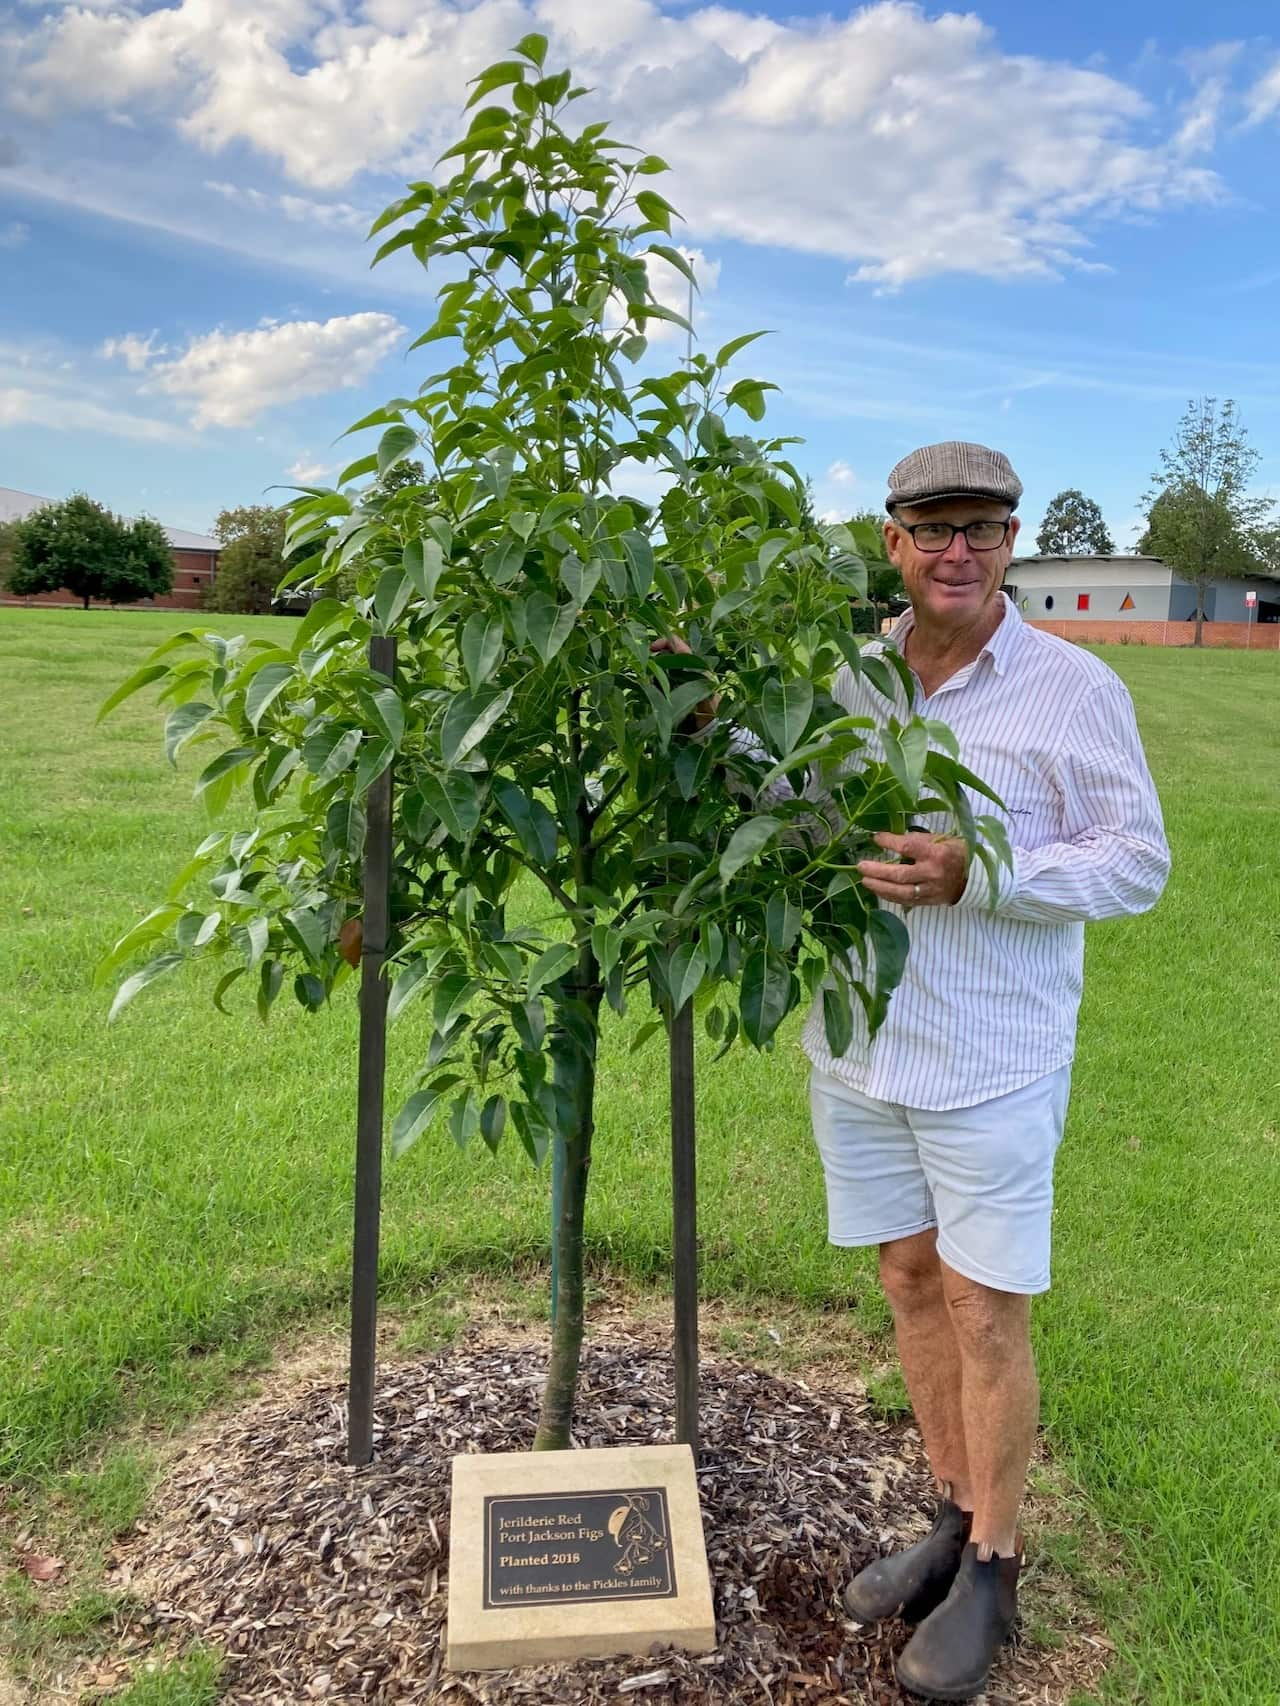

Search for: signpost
xmin=1246 ymin=587 xmax=1257 ymax=647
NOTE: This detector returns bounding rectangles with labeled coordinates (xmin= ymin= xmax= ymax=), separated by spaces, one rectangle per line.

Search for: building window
xmin=1077 ymin=593 xmax=1090 ymax=611
xmin=1044 ymin=594 xmax=1055 ymax=611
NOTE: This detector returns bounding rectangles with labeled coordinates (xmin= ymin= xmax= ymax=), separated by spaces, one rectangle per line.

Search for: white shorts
xmin=808 ymin=1064 xmax=1072 ymax=1295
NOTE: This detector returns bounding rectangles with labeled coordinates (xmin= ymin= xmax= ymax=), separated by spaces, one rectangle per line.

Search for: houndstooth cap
xmin=886 ymin=441 xmax=1023 ymax=513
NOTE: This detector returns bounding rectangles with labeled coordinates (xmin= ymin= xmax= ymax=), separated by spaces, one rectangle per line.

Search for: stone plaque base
xmin=446 ymin=1442 xmax=715 ymax=1671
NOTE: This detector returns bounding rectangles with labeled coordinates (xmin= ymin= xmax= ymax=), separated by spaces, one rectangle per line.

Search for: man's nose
xmin=939 ymin=531 xmax=973 ymax=563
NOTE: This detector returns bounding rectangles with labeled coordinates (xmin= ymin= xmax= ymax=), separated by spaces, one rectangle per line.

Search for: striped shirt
xmin=799 ymin=595 xmax=1170 ymax=1110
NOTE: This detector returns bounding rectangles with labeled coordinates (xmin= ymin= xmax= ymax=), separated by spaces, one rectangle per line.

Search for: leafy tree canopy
xmin=7 ymin=494 xmax=172 ymax=609
xmin=100 ymin=38 xmax=1006 ymax=1446
xmin=1035 ymin=489 xmax=1114 ymax=556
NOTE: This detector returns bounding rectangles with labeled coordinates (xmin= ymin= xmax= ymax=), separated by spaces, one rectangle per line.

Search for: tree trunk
xmin=83 ymin=594 xmax=91 ymax=610
xmin=1194 ymin=581 xmax=1206 ymax=648
xmin=533 ymin=960 xmax=601 ymax=1451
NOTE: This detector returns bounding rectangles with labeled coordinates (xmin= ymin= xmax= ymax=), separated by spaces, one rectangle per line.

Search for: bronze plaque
xmin=483 ymin=1487 xmax=677 ymax=1609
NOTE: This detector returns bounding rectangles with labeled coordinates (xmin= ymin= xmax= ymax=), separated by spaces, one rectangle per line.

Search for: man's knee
xmin=879 ymin=1231 xmax=943 ymax=1314
xmin=941 ymin=1267 xmax=1032 ymax=1367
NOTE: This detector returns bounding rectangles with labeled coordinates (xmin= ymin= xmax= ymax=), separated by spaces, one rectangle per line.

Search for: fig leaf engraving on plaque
xmin=483 ymin=1487 xmax=677 ymax=1608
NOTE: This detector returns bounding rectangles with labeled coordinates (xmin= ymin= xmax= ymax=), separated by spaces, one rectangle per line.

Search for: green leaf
xmin=174 ymin=910 xmax=220 ymax=952
xmin=527 ymin=943 xmax=576 ymax=998
xmin=620 ymin=531 xmax=653 ymax=597
xmin=257 ymin=959 xmax=285 ymax=1022
xmin=822 ymin=980 xmax=854 ymax=1058
xmin=479 ymin=1094 xmax=506 ymax=1153
xmin=164 ymin=702 xmax=215 ymax=768
xmin=243 ymin=915 xmax=269 ymax=971
xmin=363 ymin=686 xmax=405 ymax=750
xmin=461 ymin=613 xmax=505 ymax=692
xmin=720 ymin=816 xmax=782 ymax=884
xmin=109 ymin=952 xmax=183 ymax=1022
xmin=740 ymin=946 xmax=792 ymax=1047
xmin=766 ymin=891 xmax=802 ymax=952
xmin=450 ymin=1088 xmax=480 ymax=1151
xmin=667 ymin=943 xmax=707 ymax=1016
xmin=590 ymin=924 xmax=624 ymax=984
xmin=303 ymin=725 xmax=362 ymax=781
xmin=493 ymin=777 xmax=558 ymax=863
xmin=514 ymin=31 xmax=548 ymax=67
xmin=193 ymin=746 xmax=255 ymax=799
xmin=291 ymin=597 xmax=345 ymax=658
xmin=715 ymin=330 xmax=771 ymax=368
xmin=387 ymin=953 xmax=444 ymax=1024
xmin=761 ymin=677 xmax=813 ymax=757
xmin=404 ymin=537 xmax=446 ymax=600
xmin=466 ymin=60 xmax=526 ymax=108
xmin=98 ymin=662 xmax=168 ymax=723
xmin=391 ymin=1084 xmax=449 ymax=1157
xmin=377 ymin=422 xmax=419 ymax=477
xmin=867 ymin=908 xmax=910 ymax=1033
xmin=635 ymin=154 xmax=669 ymax=175
xmin=283 ymin=907 xmax=328 ymax=964
xmin=373 ymin=566 xmax=412 ymax=631
xmin=526 ymin=592 xmax=577 ymax=663
xmin=245 ymin=663 xmax=295 ymax=731
xmin=354 ymin=736 xmax=394 ymax=795
xmin=439 ymin=686 xmax=512 ymax=766
xmin=433 ymin=971 xmax=481 ymax=1032
xmin=420 ymin=771 xmax=481 ymax=841
xmin=96 ymin=904 xmax=184 ymax=985
xmin=325 ymin=795 xmax=367 ymax=861
xmin=213 ymin=965 xmax=246 ymax=1014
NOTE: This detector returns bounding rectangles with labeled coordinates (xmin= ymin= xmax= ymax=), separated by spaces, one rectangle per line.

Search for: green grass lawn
xmin=1 ymin=608 xmax=1277 ymax=1703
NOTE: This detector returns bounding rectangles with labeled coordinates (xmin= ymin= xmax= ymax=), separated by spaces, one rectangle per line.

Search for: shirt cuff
xmin=953 ymin=846 xmax=1016 ymax=912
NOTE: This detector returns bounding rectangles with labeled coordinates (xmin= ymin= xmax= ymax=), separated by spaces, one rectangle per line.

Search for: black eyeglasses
xmin=897 ymin=519 xmax=1011 ymax=553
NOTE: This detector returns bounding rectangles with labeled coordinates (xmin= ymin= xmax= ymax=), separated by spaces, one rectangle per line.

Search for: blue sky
xmin=2 ymin=0 xmax=1280 ymax=546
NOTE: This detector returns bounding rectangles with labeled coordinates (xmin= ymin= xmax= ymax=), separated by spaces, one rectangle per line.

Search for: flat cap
xmin=886 ymin=441 xmax=1023 ymax=513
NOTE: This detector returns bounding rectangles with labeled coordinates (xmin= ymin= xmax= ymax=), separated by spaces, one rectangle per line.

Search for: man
xmin=807 ymin=442 xmax=1169 ymax=1698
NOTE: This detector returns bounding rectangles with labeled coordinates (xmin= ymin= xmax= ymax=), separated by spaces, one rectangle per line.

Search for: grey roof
xmin=0 ymin=486 xmax=220 ymax=553
xmin=1012 ymin=553 xmax=1166 ymax=566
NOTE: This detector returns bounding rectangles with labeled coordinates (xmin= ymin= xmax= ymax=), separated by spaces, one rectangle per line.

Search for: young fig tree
xmin=100 ymin=39 xmax=1006 ymax=1449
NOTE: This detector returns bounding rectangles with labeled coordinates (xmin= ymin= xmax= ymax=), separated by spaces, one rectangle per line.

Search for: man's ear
xmin=884 ymin=517 xmax=905 ymax=567
xmin=1007 ymin=514 xmax=1021 ymax=545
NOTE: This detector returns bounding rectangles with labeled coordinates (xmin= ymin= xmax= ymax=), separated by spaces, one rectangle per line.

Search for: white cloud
xmin=1245 ymin=56 xmax=1280 ymax=125
xmin=0 ymin=384 xmax=185 ymax=443
xmin=826 ymin=458 xmax=855 ymax=486
xmin=101 ymin=329 xmax=166 ymax=371
xmin=4 ymin=0 xmax=1224 ymax=288
xmin=142 ymin=311 xmax=405 ymax=428
xmin=286 ymin=455 xmax=336 ymax=483
xmin=204 ymin=178 xmax=368 ymax=231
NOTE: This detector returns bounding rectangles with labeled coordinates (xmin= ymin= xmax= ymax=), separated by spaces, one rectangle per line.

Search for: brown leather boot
xmin=895 ymin=1540 xmax=1022 ymax=1701
xmin=841 ymin=1498 xmax=972 ymax=1625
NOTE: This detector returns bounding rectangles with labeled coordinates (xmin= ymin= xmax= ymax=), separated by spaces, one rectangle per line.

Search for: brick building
xmin=0 ymin=486 xmax=220 ymax=612
xmin=1005 ymin=554 xmax=1280 ymax=648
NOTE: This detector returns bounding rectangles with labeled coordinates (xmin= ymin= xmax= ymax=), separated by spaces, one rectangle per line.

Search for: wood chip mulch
xmin=103 ymin=1327 xmax=1108 ymax=1705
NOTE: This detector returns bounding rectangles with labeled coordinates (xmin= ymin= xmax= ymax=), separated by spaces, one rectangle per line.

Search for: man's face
xmin=884 ymin=497 xmax=1019 ymax=628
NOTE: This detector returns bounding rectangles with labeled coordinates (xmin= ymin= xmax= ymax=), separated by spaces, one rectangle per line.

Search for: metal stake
xmin=347 ymin=633 xmax=396 ymax=1467
xmin=670 ymin=998 xmax=699 ymax=1459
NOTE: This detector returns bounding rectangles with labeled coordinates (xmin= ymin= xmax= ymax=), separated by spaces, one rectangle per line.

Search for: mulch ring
xmin=103 ymin=1324 xmax=1109 ymax=1704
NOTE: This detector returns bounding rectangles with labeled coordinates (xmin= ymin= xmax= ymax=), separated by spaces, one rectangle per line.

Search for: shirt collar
xmin=885 ymin=591 xmax=1023 ymax=677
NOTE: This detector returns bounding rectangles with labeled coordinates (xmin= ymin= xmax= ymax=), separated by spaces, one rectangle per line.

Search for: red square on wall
xmin=1077 ymin=593 xmax=1090 ymax=611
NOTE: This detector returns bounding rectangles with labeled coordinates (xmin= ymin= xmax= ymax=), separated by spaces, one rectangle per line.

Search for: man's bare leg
xmin=939 ymin=1262 xmax=1037 ymax=1556
xmin=878 ymin=1231 xmax=972 ymax=1508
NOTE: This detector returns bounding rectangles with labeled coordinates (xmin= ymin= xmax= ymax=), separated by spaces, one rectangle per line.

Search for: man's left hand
xmin=857 ymin=831 xmax=969 ymax=908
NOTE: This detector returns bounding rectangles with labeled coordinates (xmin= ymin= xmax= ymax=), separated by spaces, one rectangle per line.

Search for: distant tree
xmin=204 ymin=504 xmax=291 ymax=614
xmin=6 ymin=494 xmax=172 ymax=609
xmin=843 ymin=509 xmax=904 ymax=632
xmin=0 ymin=519 xmax=20 ymax=589
xmin=1036 ymin=489 xmax=1114 ymax=555
xmin=1140 ymin=398 xmax=1273 ymax=646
